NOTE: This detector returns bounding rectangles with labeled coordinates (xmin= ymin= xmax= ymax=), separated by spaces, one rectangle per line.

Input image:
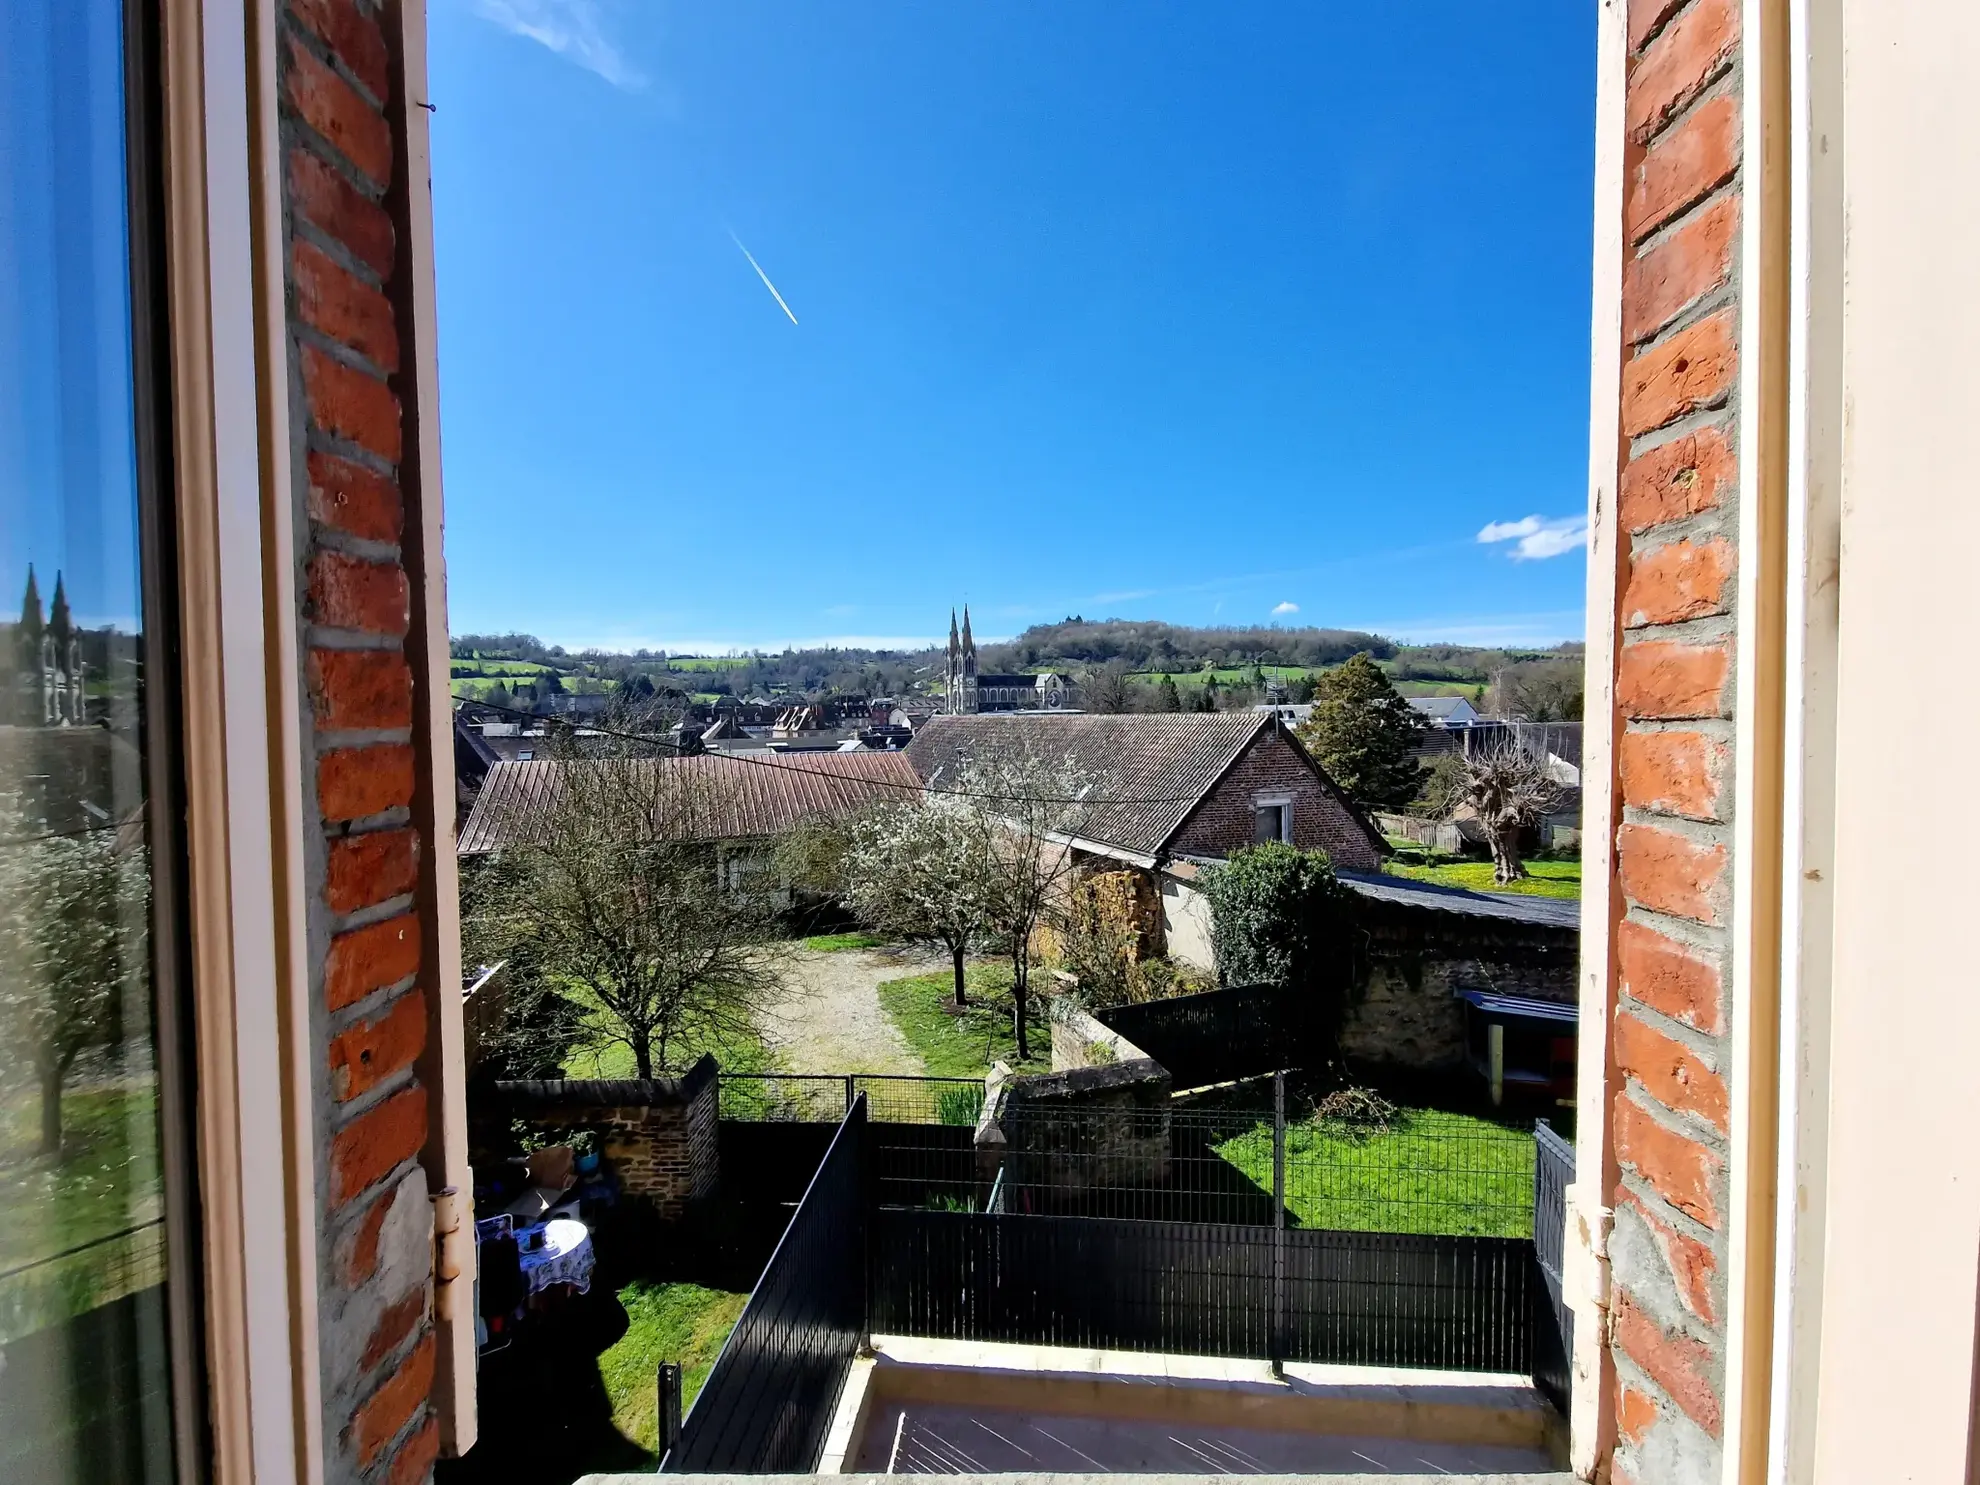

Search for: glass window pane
xmin=0 ymin=1 xmax=184 ymax=1480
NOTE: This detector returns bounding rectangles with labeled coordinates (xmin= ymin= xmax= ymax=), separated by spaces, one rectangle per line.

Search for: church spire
xmin=19 ymin=565 xmax=43 ymax=636
xmin=47 ymin=571 xmax=72 ymax=641
xmin=948 ymin=608 xmax=959 ymax=659
xmin=960 ymin=605 xmax=974 ymax=657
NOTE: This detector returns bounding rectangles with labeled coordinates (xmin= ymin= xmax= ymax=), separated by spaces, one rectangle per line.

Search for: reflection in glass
xmin=1 ymin=0 xmax=181 ymax=1479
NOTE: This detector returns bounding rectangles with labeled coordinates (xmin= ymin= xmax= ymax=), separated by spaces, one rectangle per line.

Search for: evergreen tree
xmin=1294 ymin=652 xmax=1425 ymax=807
xmin=1199 ymin=677 xmax=1220 ymax=712
xmin=1154 ymin=675 xmax=1182 ymax=713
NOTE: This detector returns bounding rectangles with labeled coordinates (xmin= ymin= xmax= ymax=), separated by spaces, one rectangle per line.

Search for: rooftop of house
xmin=905 ymin=711 xmax=1381 ymax=863
xmin=456 ymin=748 xmax=921 ymax=855
xmin=1406 ymin=695 xmax=1483 ymax=722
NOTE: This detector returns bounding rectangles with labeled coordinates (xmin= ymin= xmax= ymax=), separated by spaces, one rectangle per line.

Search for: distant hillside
xmin=981 ymin=618 xmax=1580 ymax=684
xmin=448 ymin=622 xmax=1584 ymax=720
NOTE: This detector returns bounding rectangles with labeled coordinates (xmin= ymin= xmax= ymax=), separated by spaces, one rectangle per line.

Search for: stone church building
xmin=944 ymin=606 xmax=1076 ymax=714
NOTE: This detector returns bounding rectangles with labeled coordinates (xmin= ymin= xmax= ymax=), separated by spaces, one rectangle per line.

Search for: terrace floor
xmin=818 ymin=1337 xmax=1569 ymax=1477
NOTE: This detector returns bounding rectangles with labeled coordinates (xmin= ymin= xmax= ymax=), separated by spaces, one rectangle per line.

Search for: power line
xmin=456 ymin=696 xmax=1220 ymax=809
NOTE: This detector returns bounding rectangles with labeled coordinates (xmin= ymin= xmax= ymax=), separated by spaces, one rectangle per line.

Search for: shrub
xmin=1198 ymin=843 xmax=1364 ymax=1046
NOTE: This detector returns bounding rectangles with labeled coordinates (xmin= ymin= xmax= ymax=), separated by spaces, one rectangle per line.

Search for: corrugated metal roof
xmin=1337 ymin=870 xmax=1582 ymax=931
xmin=457 ymin=749 xmax=922 ymax=855
xmin=904 ymin=712 xmax=1270 ymax=859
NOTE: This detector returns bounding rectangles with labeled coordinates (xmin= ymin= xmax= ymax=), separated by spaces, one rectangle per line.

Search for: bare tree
xmin=838 ymin=796 xmax=995 ymax=1006
xmin=0 ymin=828 xmax=148 ymax=1154
xmin=464 ymin=729 xmax=786 ymax=1079
xmin=1486 ymin=659 xmax=1584 ymax=722
xmin=1081 ymin=659 xmax=1137 ymax=715
xmin=1446 ymin=746 xmax=1569 ymax=883
xmin=930 ymin=748 xmax=1095 ymax=1062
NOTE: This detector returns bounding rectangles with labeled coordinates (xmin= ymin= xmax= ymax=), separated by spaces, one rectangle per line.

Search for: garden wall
xmin=494 ymin=1055 xmax=719 ymax=1219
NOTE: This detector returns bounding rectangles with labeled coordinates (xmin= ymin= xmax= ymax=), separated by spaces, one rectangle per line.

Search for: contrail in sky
xmin=729 ymin=230 xmax=799 ymax=325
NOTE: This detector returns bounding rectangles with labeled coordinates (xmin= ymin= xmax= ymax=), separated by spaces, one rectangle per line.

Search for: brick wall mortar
xmin=1609 ymin=0 xmax=1745 ymax=1474
xmin=278 ymin=0 xmax=437 ymax=1479
xmin=1167 ymin=727 xmax=1383 ymax=872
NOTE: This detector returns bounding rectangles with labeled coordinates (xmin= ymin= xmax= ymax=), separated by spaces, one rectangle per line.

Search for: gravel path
xmin=755 ymin=944 xmax=945 ymax=1075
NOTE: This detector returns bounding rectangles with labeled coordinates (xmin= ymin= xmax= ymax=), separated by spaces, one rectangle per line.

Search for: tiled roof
xmin=457 ymin=749 xmax=922 ymax=855
xmin=904 ymin=712 xmax=1272 ymax=860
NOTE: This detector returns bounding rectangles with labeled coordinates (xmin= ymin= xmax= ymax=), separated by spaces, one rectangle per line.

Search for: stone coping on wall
xmin=1046 ymin=995 xmax=1155 ymax=1071
xmin=492 ymin=1051 xmax=718 ymax=1113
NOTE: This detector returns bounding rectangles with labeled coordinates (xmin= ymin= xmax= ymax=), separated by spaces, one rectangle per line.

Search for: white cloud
xmin=1477 ymin=513 xmax=1589 ymax=561
xmin=471 ymin=0 xmax=644 ymax=89
xmin=1272 ymin=601 xmax=1300 ymax=616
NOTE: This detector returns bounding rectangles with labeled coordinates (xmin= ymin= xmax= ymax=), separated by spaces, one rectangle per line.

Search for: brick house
xmin=905 ymin=712 xmax=1387 ymax=965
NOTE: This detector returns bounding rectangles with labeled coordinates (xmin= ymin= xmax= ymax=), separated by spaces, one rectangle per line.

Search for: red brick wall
xmin=1167 ymin=727 xmax=1383 ymax=873
xmin=280 ymin=1 xmax=438 ymax=1479
xmin=1607 ymin=0 xmax=1740 ymax=1478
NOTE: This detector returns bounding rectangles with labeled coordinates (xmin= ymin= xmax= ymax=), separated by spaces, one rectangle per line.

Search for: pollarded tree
xmin=838 ymin=795 xmax=995 ymax=1007
xmin=1295 ymin=652 xmax=1426 ymax=808
xmin=1447 ymin=744 xmax=1569 ymax=883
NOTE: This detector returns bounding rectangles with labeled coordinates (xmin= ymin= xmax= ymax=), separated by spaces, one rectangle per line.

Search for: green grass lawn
xmin=1216 ymin=1108 xmax=1536 ymax=1238
xmin=561 ymin=1020 xmax=779 ymax=1079
xmin=0 ymin=1079 xmax=167 ymax=1341
xmin=877 ymin=963 xmax=1052 ymax=1079
xmin=803 ymin=931 xmax=888 ymax=952
xmin=596 ymin=1280 xmax=748 ymax=1460
xmin=1384 ymin=857 xmax=1582 ymax=900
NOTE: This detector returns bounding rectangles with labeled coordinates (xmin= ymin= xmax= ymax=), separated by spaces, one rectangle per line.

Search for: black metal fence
xmin=686 ymin=1074 xmax=1554 ymax=1470
xmin=871 ymin=1210 xmax=1534 ymax=1374
xmin=664 ymin=1096 xmax=868 ymax=1473
xmin=1532 ymin=1119 xmax=1575 ymax=1413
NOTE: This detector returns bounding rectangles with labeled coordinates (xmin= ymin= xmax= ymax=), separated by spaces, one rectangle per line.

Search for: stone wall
xmin=495 ymin=1056 xmax=721 ymax=1220
xmin=1047 ymin=996 xmax=1153 ymax=1073
xmin=977 ymin=1058 xmax=1173 ymax=1194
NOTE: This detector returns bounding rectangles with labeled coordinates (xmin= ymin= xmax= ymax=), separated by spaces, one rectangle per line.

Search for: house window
xmin=1 ymin=0 xmax=200 ymax=1475
xmin=1254 ymin=801 xmax=1291 ymax=843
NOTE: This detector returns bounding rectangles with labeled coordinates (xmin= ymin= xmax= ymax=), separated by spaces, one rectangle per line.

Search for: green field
xmin=1130 ymin=664 xmax=1314 ymax=686
xmin=1216 ymin=1108 xmax=1535 ymax=1237
xmin=452 ymin=658 xmax=556 ymax=677
xmin=596 ymin=1280 xmax=748 ymax=1460
xmin=877 ymin=963 xmax=1051 ymax=1078
xmin=1384 ymin=857 xmax=1581 ymax=900
xmin=666 ymin=657 xmax=751 ymax=672
xmin=1390 ymin=680 xmax=1488 ymax=699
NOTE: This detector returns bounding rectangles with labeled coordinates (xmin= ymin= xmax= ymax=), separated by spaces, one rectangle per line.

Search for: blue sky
xmin=0 ymin=0 xmax=142 ymax=632
xmin=430 ymin=2 xmax=1596 ymax=653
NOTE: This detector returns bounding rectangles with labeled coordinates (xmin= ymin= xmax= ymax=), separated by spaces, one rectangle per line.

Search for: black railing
xmin=870 ymin=1210 xmax=1534 ymax=1374
xmin=1532 ymin=1119 xmax=1575 ymax=1412
xmin=664 ymin=1096 xmax=868 ymax=1473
